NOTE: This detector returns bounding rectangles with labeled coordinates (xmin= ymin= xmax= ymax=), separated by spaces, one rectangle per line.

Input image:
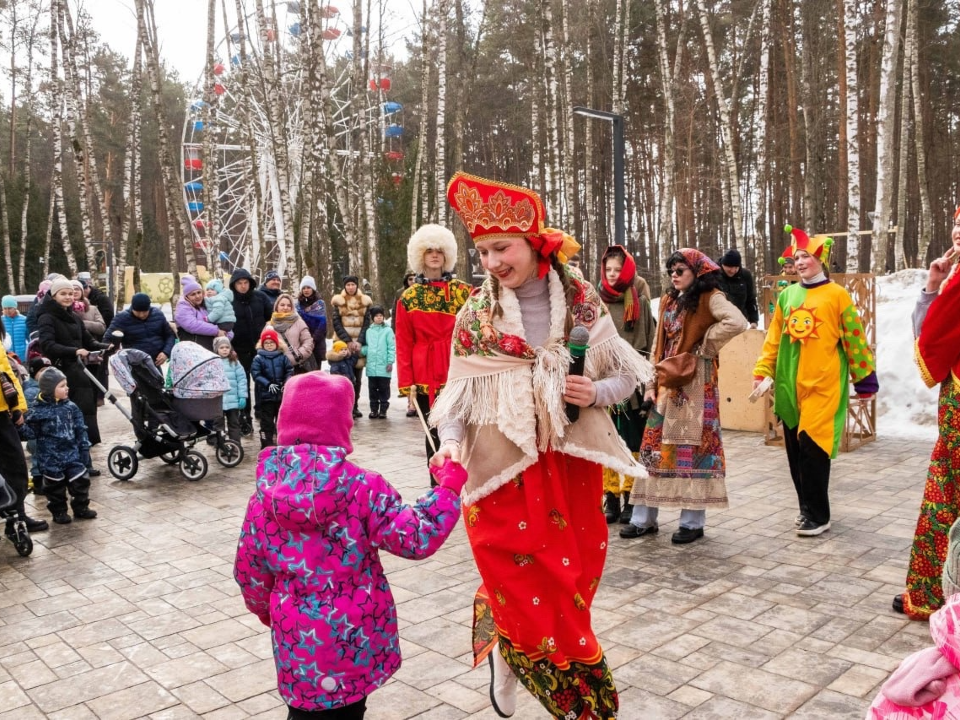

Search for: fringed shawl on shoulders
xmin=430 ymin=266 xmax=655 ymax=504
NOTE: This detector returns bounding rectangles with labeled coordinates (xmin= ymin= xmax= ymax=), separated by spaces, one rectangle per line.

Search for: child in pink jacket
xmin=233 ymin=372 xmax=467 ymax=720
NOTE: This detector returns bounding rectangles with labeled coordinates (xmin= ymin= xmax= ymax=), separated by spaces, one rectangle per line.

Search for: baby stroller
xmin=88 ymin=343 xmax=243 ymax=481
xmin=0 ymin=474 xmax=32 ymax=557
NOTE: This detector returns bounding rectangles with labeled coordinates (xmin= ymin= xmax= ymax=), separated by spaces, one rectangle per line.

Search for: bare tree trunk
xmin=583 ymin=0 xmax=597 ymax=264
xmin=411 ymin=0 xmax=431 ymax=233
xmin=752 ymin=0 xmax=771 ymax=262
xmin=539 ymin=0 xmax=561 ymax=217
xmin=360 ymin=0 xmax=380 ymax=295
xmin=433 ymin=0 xmax=448 ymax=226
xmin=654 ymin=0 xmax=685 ymax=270
xmin=558 ymin=0 xmax=575 ymax=231
xmin=695 ymin=0 xmax=744 ymax=247
xmin=908 ymin=0 xmax=932 ymax=265
xmin=871 ymin=0 xmax=903 ymax=274
xmin=895 ymin=6 xmax=913 ymax=272
xmin=118 ymin=35 xmax=143 ymax=304
xmin=201 ymin=0 xmax=218 ymax=274
xmin=0 ymin=172 xmax=13 ymax=293
xmin=842 ymin=0 xmax=862 ymax=271
xmin=135 ymin=0 xmax=195 ymax=277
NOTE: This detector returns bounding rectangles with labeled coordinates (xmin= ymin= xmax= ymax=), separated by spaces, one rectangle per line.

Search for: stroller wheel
xmin=159 ymin=449 xmax=183 ymax=465
xmin=108 ymin=446 xmax=139 ymax=481
xmin=13 ymin=522 xmax=32 ymax=557
xmin=180 ymin=450 xmax=208 ymax=481
xmin=215 ymin=439 xmax=244 ymax=468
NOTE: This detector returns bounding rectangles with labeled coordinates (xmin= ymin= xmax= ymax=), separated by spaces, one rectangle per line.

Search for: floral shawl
xmin=430 ymin=266 xmax=655 ymax=504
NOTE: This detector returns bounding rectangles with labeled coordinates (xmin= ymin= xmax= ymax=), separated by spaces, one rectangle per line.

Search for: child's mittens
xmin=238 ymin=398 xmax=246 ymax=410
xmin=430 ymin=459 xmax=468 ymax=495
xmin=267 ymin=383 xmax=281 ymax=396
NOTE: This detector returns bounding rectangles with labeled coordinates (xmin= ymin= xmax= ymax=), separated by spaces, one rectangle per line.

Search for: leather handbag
xmin=654 ymin=352 xmax=699 ymax=389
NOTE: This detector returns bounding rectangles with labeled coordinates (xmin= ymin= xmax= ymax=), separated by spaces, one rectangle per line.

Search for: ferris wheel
xmin=180 ymin=1 xmax=405 ymax=275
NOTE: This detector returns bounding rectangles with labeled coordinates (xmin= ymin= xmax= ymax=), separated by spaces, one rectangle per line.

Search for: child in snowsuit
xmin=250 ymin=327 xmax=293 ymax=449
xmin=22 ymin=357 xmax=51 ymax=495
xmin=25 ymin=367 xmax=96 ymax=525
xmin=361 ymin=306 xmax=395 ymax=419
xmin=327 ymin=340 xmax=357 ymax=384
xmin=205 ymin=279 xmax=236 ymax=332
xmin=214 ymin=336 xmax=247 ymax=444
xmin=234 ymin=372 xmax=467 ymax=719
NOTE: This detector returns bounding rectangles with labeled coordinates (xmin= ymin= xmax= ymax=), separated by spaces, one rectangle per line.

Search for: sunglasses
xmin=667 ymin=267 xmax=689 ymax=277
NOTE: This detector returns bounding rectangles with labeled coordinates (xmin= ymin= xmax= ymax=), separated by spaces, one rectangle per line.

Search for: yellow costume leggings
xmin=601 ymin=453 xmax=640 ymax=494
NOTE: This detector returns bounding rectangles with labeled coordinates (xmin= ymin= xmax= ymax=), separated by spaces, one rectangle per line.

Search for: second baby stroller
xmin=88 ymin=342 xmax=243 ymax=481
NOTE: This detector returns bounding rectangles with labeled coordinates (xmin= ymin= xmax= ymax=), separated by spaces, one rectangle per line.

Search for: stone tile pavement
xmin=0 ymin=387 xmax=937 ymax=719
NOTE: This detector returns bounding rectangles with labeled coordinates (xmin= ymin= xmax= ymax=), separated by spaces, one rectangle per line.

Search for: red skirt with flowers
xmin=904 ymin=377 xmax=960 ymax=620
xmin=465 ymin=451 xmax=618 ymax=719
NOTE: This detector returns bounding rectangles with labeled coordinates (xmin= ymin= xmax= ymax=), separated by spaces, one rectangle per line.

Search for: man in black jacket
xmin=105 ymin=293 xmax=175 ymax=366
xmin=717 ymin=248 xmax=759 ymax=328
xmin=229 ymin=268 xmax=273 ymax=434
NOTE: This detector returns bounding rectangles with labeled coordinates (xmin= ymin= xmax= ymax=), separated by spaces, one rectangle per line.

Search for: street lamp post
xmin=572 ymin=106 xmax=625 ymax=248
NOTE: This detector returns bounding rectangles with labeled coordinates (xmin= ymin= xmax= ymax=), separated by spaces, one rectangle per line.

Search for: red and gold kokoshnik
xmin=446 ymin=171 xmax=546 ymax=240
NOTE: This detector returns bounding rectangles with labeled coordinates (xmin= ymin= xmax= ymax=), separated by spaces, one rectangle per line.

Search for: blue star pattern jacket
xmin=24 ymin=397 xmax=89 ymax=477
xmin=233 ymin=444 xmax=462 ymax=711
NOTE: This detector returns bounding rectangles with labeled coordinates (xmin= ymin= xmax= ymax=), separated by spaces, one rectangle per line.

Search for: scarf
xmin=271 ymin=311 xmax=296 ymax=334
xmin=72 ymin=300 xmax=86 ymax=315
xmin=526 ymin=229 xmax=582 ymax=279
xmin=431 ymin=266 xmax=655 ymax=504
xmin=677 ymin=248 xmax=720 ymax=277
xmin=599 ymin=245 xmax=640 ymax=330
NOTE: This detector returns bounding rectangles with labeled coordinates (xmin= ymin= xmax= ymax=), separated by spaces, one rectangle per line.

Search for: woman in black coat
xmin=37 ymin=279 xmax=109 ymax=445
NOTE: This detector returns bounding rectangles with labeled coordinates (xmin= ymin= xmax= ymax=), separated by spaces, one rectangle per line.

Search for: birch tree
xmin=17 ymin=7 xmax=42 ymax=291
xmin=201 ymin=0 xmax=218 ymax=274
xmin=907 ymin=0 xmax=932 ymax=264
xmin=654 ymin=0 xmax=685 ymax=269
xmin=539 ymin=0 xmax=561 ymax=217
xmin=842 ymin=0 xmax=862 ymax=271
xmin=751 ymin=0 xmax=771 ymax=264
xmin=433 ymin=0 xmax=448 ymax=226
xmin=118 ymin=37 xmax=143 ymax=303
xmin=871 ymin=0 xmax=903 ymax=274
xmin=695 ymin=0 xmax=744 ymax=247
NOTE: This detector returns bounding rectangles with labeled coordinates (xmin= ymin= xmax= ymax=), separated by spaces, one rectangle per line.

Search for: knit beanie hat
xmin=49 ymin=278 xmax=74 ymax=298
xmin=260 ymin=327 xmax=280 ymax=346
xmin=370 ymin=305 xmax=385 ymax=318
xmin=720 ymin=248 xmax=742 ymax=268
xmin=277 ymin=372 xmax=354 ymax=452
xmin=299 ymin=276 xmax=317 ymax=292
xmin=71 ymin=279 xmax=84 ymax=293
xmin=38 ymin=366 xmax=66 ymax=399
xmin=206 ymin=279 xmax=224 ymax=293
xmin=29 ymin=357 xmax=51 ymax=378
xmin=332 ymin=340 xmax=348 ymax=353
xmin=181 ymin=279 xmax=202 ymax=296
xmin=131 ymin=293 xmax=152 ymax=311
xmin=264 ymin=270 xmax=281 ymax=283
xmin=1 ymin=295 xmax=17 ymax=309
xmin=342 ymin=275 xmax=359 ymax=287
xmin=213 ymin=336 xmax=233 ymax=352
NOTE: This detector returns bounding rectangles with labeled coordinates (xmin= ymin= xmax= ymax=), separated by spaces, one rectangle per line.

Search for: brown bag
xmin=654 ymin=352 xmax=698 ymax=389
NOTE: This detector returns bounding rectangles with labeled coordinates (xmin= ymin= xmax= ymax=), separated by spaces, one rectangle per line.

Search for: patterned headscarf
xmin=672 ymin=248 xmax=720 ymax=277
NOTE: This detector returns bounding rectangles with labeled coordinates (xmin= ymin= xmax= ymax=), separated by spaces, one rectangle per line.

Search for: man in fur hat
xmin=395 ymin=224 xmax=471 ymax=485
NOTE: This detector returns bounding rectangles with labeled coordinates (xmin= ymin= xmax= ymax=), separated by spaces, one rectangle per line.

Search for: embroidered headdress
xmin=447 ymin=171 xmax=580 ymax=279
xmin=785 ymin=224 xmax=833 ymax=266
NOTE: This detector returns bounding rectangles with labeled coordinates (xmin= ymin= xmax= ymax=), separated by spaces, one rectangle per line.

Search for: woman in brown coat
xmin=270 ymin=294 xmax=316 ymax=374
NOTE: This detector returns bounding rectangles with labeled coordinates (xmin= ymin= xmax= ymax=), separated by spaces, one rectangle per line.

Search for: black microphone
xmin=565 ymin=325 xmax=590 ymax=423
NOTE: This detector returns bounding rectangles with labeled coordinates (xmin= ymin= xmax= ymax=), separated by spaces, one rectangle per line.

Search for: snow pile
xmin=875 ymin=269 xmax=939 ymax=441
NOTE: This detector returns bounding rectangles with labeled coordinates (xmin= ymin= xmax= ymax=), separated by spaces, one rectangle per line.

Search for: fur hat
xmin=277 ymin=372 xmax=354 ymax=452
xmin=407 ymin=224 xmax=457 ymax=275
xmin=299 ymin=276 xmax=317 ymax=292
xmin=49 ymin=278 xmax=74 ymax=298
xmin=38 ymin=366 xmax=66 ymax=399
xmin=131 ymin=293 xmax=152 ymax=311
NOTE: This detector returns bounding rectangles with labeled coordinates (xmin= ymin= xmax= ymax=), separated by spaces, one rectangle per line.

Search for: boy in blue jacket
xmin=361 ymin=306 xmax=396 ymax=419
xmin=24 ymin=368 xmax=96 ymax=525
xmin=250 ymin=328 xmax=293 ymax=449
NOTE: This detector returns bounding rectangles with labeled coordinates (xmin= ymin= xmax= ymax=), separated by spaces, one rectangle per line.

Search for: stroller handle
xmin=81 ymin=364 xmax=134 ymax=423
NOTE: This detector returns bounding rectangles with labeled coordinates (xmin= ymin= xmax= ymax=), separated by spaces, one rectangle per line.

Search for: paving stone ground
xmin=0 ymin=384 xmax=935 ymax=719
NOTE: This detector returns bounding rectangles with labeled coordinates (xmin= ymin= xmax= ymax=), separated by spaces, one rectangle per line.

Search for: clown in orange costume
xmin=753 ymin=225 xmax=877 ymax=537
xmin=429 ymin=172 xmax=653 ymax=719
xmin=894 ymin=207 xmax=960 ymax=620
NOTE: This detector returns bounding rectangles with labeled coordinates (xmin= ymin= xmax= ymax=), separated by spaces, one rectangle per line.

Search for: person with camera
xmin=622 ymin=249 xmax=747 ymax=544
xmin=37 ymin=278 xmax=110 ymax=448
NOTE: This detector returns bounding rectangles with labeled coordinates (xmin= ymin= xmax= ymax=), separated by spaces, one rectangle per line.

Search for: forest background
xmin=0 ymin=0 xmax=953 ymax=306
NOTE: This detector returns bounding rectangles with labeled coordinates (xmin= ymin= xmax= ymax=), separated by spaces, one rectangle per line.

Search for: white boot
xmin=488 ymin=644 xmax=518 ymax=718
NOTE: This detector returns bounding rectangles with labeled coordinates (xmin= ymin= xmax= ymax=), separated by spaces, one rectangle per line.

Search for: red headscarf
xmin=599 ymin=246 xmax=640 ymax=329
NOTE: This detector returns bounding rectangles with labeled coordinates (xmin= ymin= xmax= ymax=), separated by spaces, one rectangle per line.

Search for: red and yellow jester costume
xmin=902 ymin=256 xmax=960 ymax=620
xmin=433 ymin=172 xmax=653 ymax=719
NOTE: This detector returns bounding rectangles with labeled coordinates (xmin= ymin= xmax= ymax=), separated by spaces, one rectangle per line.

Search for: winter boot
xmin=603 ymin=492 xmax=620 ymax=524
xmin=619 ymin=493 xmax=633 ymax=524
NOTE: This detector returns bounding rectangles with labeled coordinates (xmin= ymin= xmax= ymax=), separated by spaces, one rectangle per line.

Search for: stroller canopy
xmin=110 ymin=349 xmax=163 ymax=395
xmin=168 ymin=342 xmax=229 ymax=398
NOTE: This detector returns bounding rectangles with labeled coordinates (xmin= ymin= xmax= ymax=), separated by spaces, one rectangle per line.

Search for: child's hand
xmin=429 ymin=459 xmax=468 ymax=495
xmin=238 ymin=398 xmax=246 ymax=410
xmin=386 ymin=363 xmax=393 ymax=373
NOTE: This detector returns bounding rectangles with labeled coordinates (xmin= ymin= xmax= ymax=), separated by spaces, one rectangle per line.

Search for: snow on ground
xmin=875 ymin=269 xmax=939 ymax=442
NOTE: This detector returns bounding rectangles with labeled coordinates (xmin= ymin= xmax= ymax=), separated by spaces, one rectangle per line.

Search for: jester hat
xmin=784 ymin=224 xmax=833 ymax=266
xmin=778 ymin=244 xmax=795 ymax=267
xmin=447 ymin=171 xmax=580 ymax=279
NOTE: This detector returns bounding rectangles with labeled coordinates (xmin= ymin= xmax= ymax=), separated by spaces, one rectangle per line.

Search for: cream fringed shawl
xmin=430 ymin=267 xmax=656 ymax=505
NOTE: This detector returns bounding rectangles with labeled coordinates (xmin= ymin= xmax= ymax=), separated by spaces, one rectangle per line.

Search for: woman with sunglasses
xmin=621 ymin=249 xmax=748 ymax=544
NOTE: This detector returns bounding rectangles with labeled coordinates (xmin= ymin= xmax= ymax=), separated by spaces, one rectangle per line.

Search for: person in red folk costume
xmin=395 ymin=224 xmax=472 ymax=486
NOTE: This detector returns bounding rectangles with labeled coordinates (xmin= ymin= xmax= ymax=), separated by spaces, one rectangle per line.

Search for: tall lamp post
xmin=572 ymin=106 xmax=625 ymax=248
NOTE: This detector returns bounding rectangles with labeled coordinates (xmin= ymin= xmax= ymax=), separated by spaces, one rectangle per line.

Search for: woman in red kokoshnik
xmin=430 ymin=172 xmax=653 ymax=719
xmin=895 ymin=208 xmax=960 ymax=619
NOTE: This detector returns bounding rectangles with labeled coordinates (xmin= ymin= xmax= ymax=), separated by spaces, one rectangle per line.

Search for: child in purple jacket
xmin=234 ymin=372 xmax=466 ymax=720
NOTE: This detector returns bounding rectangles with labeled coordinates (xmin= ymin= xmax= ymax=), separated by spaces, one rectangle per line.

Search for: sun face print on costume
xmin=784 ymin=303 xmax=823 ymax=344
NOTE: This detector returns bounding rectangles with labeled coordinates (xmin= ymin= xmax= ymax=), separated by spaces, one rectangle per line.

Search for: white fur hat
xmin=407 ymin=224 xmax=457 ymax=275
